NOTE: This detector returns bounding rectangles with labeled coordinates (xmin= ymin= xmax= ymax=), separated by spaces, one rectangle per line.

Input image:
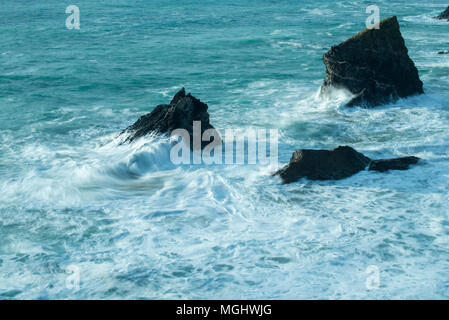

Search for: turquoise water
xmin=1 ymin=0 xmax=449 ymax=299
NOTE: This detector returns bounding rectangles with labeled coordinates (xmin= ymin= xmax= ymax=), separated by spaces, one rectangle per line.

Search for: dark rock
xmin=438 ymin=50 xmax=449 ymax=55
xmin=275 ymin=146 xmax=371 ymax=183
xmin=275 ymin=146 xmax=421 ymax=183
xmin=122 ymin=88 xmax=220 ymax=149
xmin=321 ymin=16 xmax=423 ymax=107
xmin=436 ymin=6 xmax=449 ymax=20
xmin=368 ymin=156 xmax=420 ymax=172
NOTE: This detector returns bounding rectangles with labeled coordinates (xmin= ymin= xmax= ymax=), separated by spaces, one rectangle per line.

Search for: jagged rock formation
xmin=275 ymin=146 xmax=420 ymax=183
xmin=122 ymin=88 xmax=220 ymax=149
xmin=321 ymin=16 xmax=423 ymax=107
xmin=436 ymin=6 xmax=449 ymax=20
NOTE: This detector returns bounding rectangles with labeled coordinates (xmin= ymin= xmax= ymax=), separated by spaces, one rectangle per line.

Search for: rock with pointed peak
xmin=436 ymin=6 xmax=449 ymax=20
xmin=122 ymin=88 xmax=220 ymax=149
xmin=321 ymin=16 xmax=423 ymax=107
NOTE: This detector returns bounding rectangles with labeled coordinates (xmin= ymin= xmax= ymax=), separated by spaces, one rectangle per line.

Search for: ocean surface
xmin=1 ymin=0 xmax=449 ymax=299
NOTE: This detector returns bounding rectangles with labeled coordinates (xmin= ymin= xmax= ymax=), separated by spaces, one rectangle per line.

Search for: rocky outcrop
xmin=122 ymin=88 xmax=220 ymax=149
xmin=368 ymin=156 xmax=420 ymax=172
xmin=275 ymin=146 xmax=371 ymax=183
xmin=436 ymin=6 xmax=449 ymax=20
xmin=275 ymin=146 xmax=420 ymax=183
xmin=321 ymin=16 xmax=423 ymax=107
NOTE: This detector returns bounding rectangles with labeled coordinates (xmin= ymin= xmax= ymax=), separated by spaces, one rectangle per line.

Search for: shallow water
xmin=0 ymin=0 xmax=449 ymax=299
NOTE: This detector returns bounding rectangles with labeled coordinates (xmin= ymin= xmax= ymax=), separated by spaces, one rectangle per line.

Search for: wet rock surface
xmin=122 ymin=88 xmax=220 ymax=149
xmin=275 ymin=146 xmax=421 ymax=183
xmin=321 ymin=16 xmax=423 ymax=107
xmin=368 ymin=156 xmax=420 ymax=172
xmin=436 ymin=6 xmax=449 ymax=20
xmin=275 ymin=146 xmax=371 ymax=183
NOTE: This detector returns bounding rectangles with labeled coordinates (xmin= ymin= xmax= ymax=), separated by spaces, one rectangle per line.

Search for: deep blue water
xmin=1 ymin=0 xmax=449 ymax=299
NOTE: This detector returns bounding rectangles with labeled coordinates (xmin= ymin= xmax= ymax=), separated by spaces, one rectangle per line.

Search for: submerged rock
xmin=368 ymin=156 xmax=420 ymax=172
xmin=275 ymin=146 xmax=371 ymax=183
xmin=321 ymin=16 xmax=423 ymax=107
xmin=275 ymin=146 xmax=420 ymax=183
xmin=122 ymin=88 xmax=220 ymax=149
xmin=436 ymin=6 xmax=449 ymax=20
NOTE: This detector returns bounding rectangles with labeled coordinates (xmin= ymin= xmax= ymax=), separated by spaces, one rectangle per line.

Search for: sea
xmin=0 ymin=0 xmax=448 ymax=299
